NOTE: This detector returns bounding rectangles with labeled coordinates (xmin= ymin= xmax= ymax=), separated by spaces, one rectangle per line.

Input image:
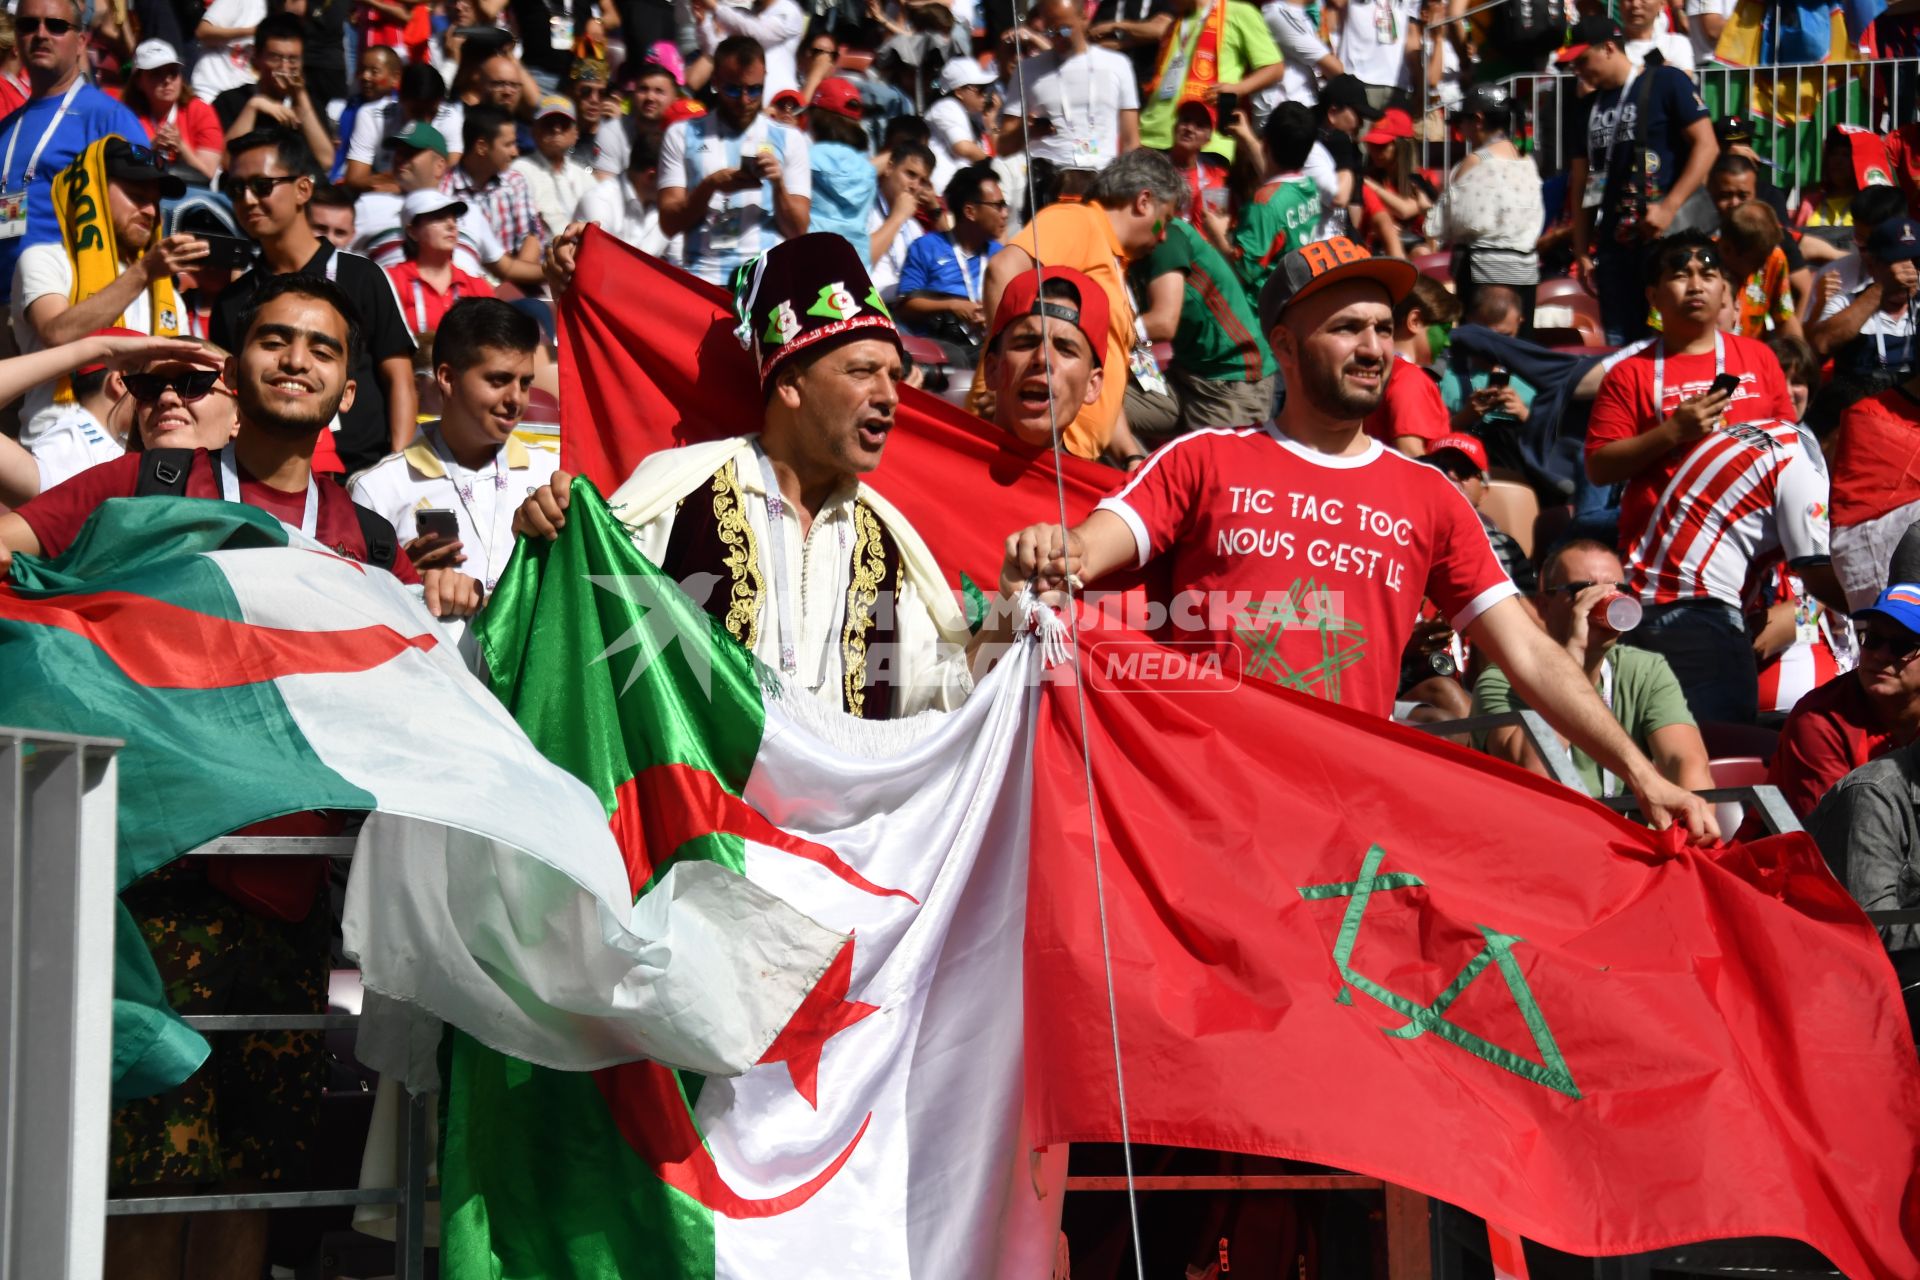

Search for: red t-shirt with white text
xmin=17 ymin=450 xmax=421 ymax=584
xmin=1364 ymin=355 xmax=1450 ymax=448
xmin=1585 ymin=333 xmax=1796 ymax=551
xmin=1097 ymin=427 xmax=1517 ymax=717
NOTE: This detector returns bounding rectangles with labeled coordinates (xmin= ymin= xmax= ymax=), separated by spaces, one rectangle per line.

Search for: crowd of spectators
xmin=4 ymin=0 xmax=1920 ymax=1270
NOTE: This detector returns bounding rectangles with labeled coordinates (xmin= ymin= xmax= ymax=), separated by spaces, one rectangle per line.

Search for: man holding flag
xmin=515 ymin=230 xmax=976 ymax=719
xmin=993 ymin=235 xmax=1718 ymax=839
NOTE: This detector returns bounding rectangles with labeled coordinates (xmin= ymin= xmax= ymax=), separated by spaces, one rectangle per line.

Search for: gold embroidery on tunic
xmin=842 ymin=500 xmax=886 ymax=716
xmin=712 ymin=462 xmax=762 ymax=648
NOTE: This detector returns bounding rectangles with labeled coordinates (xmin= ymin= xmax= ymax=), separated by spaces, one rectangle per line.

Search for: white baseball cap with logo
xmin=132 ymin=39 xmax=184 ymax=71
xmin=937 ymin=58 xmax=997 ymax=94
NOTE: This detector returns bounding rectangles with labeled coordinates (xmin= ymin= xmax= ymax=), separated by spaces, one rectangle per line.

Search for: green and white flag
xmin=434 ymin=479 xmax=1062 ymax=1280
xmin=0 ymin=496 xmax=842 ymax=1096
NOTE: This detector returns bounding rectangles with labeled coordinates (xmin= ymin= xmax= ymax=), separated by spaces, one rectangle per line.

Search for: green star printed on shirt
xmin=1236 ymin=579 xmax=1366 ymax=704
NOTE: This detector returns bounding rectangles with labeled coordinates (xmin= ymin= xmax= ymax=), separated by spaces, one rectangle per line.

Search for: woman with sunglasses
xmin=0 ymin=328 xmax=215 ymax=505
xmin=123 ymin=39 xmax=224 ymax=184
xmin=112 ymin=345 xmax=240 ymax=456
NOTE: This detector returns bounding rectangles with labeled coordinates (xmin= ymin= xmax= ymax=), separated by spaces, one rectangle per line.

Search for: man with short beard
xmin=993 ymin=235 xmax=1718 ymax=840
xmin=517 ymin=231 xmax=975 ymax=718
xmin=0 ymin=274 xmax=420 ymax=588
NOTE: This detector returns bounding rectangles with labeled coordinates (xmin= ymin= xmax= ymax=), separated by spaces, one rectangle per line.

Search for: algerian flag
xmin=0 ymin=496 xmax=842 ymax=1097
xmin=441 ymin=479 xmax=1063 ymax=1280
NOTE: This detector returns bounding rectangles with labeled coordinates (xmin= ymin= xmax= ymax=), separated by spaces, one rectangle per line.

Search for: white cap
xmin=132 ymin=39 xmax=183 ymax=71
xmin=402 ymin=189 xmax=468 ymax=224
xmin=937 ymin=57 xmax=997 ymax=94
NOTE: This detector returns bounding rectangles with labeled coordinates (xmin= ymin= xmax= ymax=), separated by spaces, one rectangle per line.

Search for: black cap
xmin=1318 ymin=74 xmax=1383 ymax=121
xmin=1867 ymin=217 xmax=1920 ymax=263
xmin=103 ymin=137 xmax=186 ymax=199
xmin=1715 ymin=113 xmax=1755 ymax=143
xmin=1555 ymin=15 xmax=1624 ymax=61
xmin=1449 ymin=82 xmax=1512 ymax=121
xmin=1257 ymin=235 xmax=1417 ymax=335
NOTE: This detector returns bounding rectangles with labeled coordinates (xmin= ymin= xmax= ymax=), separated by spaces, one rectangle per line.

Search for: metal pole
xmin=397 ymin=1089 xmax=429 ymax=1280
xmin=0 ymin=731 xmax=123 ymax=1280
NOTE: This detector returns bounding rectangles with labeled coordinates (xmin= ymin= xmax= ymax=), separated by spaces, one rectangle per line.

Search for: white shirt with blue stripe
xmin=657 ymin=113 xmax=812 ymax=286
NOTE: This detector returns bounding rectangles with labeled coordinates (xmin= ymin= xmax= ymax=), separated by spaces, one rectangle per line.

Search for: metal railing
xmin=99 ymin=834 xmax=435 ymax=1280
xmin=1453 ymin=57 xmax=1920 ymax=198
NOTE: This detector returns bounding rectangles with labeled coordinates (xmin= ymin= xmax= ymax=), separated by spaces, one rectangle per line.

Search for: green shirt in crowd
xmin=1132 ymin=218 xmax=1276 ymax=385
xmin=1137 ymin=1 xmax=1281 ymax=161
xmin=1471 ymin=646 xmax=1695 ymax=798
xmin=1232 ymin=172 xmax=1320 ymax=300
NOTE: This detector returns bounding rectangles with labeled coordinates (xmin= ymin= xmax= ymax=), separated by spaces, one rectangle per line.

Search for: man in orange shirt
xmin=979 ymin=148 xmax=1183 ymax=466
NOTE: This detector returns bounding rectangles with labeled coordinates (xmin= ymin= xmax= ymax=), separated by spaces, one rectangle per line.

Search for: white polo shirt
xmin=348 ymin=425 xmax=561 ymax=594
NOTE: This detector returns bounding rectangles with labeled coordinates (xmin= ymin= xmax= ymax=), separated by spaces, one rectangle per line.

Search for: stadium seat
xmin=1708 ymin=756 xmax=1771 ymax=840
xmin=836 ymin=48 xmax=872 ymax=73
xmin=1480 ymin=480 xmax=1540 ymax=558
xmin=1411 ymin=251 xmax=1452 ymax=287
xmin=1570 ymin=308 xmax=1606 ymax=346
xmin=898 ymin=332 xmax=947 ymax=367
xmin=524 ymin=388 xmax=562 ymax=427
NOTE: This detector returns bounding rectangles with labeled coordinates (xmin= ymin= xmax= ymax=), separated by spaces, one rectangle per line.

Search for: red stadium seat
xmin=836 ymin=48 xmax=872 ymax=73
xmin=898 ymin=333 xmax=947 ymax=366
xmin=1411 ymin=251 xmax=1452 ymax=286
xmin=524 ymin=388 xmax=562 ymax=426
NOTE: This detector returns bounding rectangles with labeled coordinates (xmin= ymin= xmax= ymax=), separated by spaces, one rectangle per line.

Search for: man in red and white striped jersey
xmin=1587 ymin=228 xmax=1841 ymax=725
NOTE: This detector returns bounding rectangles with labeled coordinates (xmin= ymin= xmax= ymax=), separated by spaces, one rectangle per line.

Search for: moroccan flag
xmin=556 ymin=226 xmax=1121 ymax=591
xmin=1025 ymin=611 xmax=1920 ymax=1276
xmin=446 ymin=480 xmax=1061 ymax=1279
xmin=0 ymin=497 xmax=840 ymax=1098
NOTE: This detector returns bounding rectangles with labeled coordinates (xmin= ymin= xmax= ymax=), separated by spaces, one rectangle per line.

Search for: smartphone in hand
xmin=415 ymin=508 xmax=461 ymax=543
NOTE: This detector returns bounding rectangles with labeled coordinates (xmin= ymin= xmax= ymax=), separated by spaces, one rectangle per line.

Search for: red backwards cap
xmin=990 ymin=267 xmax=1109 ymax=358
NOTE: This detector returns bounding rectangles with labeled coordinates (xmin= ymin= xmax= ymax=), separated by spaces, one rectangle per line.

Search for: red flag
xmin=1026 ymin=612 xmax=1920 ymax=1277
xmin=556 ymin=227 xmax=1120 ymax=589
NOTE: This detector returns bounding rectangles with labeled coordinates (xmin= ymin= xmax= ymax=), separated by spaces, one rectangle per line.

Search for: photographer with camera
xmin=1473 ymin=538 xmax=1712 ymax=798
xmin=1561 ymin=15 xmax=1718 ymax=345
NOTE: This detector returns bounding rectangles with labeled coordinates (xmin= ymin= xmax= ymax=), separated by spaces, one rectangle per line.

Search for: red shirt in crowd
xmin=1585 ymin=333 xmax=1796 ymax=553
xmin=133 ymin=98 xmax=225 ymax=162
xmin=1830 ymin=382 xmax=1920 ymax=529
xmin=0 ymin=71 xmax=28 ymax=120
xmin=16 ymin=448 xmax=422 ymax=584
xmin=1097 ymin=427 xmax=1517 ymax=718
xmin=385 ymin=260 xmax=496 ymax=334
xmin=1364 ymin=355 xmax=1450 ymax=449
xmin=1766 ymin=670 xmax=1903 ymax=816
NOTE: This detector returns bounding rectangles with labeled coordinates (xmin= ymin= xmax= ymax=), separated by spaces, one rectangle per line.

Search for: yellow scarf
xmin=51 ymin=135 xmax=180 ymax=402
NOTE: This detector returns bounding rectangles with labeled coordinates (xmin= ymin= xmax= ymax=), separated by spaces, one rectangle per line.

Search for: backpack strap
xmin=350 ymin=502 xmax=400 ymax=573
xmin=133 ymin=448 xmax=196 ymax=497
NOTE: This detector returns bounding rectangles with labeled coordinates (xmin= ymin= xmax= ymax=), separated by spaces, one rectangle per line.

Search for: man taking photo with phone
xmin=1586 ymin=228 xmax=1834 ymax=724
xmin=12 ymin=137 xmax=202 ymax=450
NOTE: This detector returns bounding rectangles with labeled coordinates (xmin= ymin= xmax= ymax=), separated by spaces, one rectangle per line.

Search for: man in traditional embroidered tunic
xmin=516 ymin=231 xmax=974 ymax=719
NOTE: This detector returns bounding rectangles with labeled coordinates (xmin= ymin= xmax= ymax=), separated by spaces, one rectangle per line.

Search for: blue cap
xmin=1866 ymin=217 xmax=1920 ymax=263
xmin=1854 ymin=583 xmax=1920 ymax=633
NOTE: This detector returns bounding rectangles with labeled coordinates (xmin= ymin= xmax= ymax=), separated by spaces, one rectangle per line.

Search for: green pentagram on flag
xmin=1235 ymin=579 xmax=1365 ymax=703
xmin=1298 ymin=844 xmax=1581 ymax=1099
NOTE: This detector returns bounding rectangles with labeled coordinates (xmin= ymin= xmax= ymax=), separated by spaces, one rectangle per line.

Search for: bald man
xmin=991 ymin=235 xmax=1719 ymax=841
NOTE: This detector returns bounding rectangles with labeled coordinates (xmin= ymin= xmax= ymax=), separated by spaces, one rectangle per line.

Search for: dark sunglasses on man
xmin=220 ymin=173 xmax=300 ymax=202
xmin=17 ymin=15 xmax=76 ymax=34
xmin=1551 ymin=579 xmax=1624 ymax=599
xmin=717 ymin=81 xmax=765 ymax=99
xmin=123 ymin=370 xmax=223 ymax=403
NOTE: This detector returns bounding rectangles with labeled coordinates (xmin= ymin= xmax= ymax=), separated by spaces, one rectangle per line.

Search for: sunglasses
xmin=717 ymin=81 xmax=765 ymax=99
xmin=970 ymin=198 xmax=1009 ymax=210
xmin=123 ymin=370 xmax=222 ymax=402
xmin=221 ymin=173 xmax=300 ymax=201
xmin=574 ymin=85 xmax=608 ymax=99
xmin=17 ymin=15 xmax=76 ymax=34
xmin=1859 ymin=627 xmax=1920 ymax=660
xmin=1550 ymin=579 xmax=1622 ymax=598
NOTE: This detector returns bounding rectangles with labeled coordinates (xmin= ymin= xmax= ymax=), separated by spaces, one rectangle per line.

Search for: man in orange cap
xmin=993 ymin=234 xmax=1719 ymax=840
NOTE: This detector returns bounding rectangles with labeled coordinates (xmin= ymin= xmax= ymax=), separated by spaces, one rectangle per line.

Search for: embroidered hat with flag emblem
xmin=1257 ymin=236 xmax=1418 ymax=335
xmin=1867 ymin=216 xmax=1920 ymax=263
xmin=989 ymin=266 xmax=1109 ymax=358
xmin=1856 ymin=583 xmax=1920 ymax=634
xmin=732 ymin=232 xmax=899 ymax=383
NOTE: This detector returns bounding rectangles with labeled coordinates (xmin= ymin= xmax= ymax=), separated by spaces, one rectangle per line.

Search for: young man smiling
xmin=351 ymin=297 xmax=552 ymax=621
xmin=994 ymin=234 xmax=1718 ymax=840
